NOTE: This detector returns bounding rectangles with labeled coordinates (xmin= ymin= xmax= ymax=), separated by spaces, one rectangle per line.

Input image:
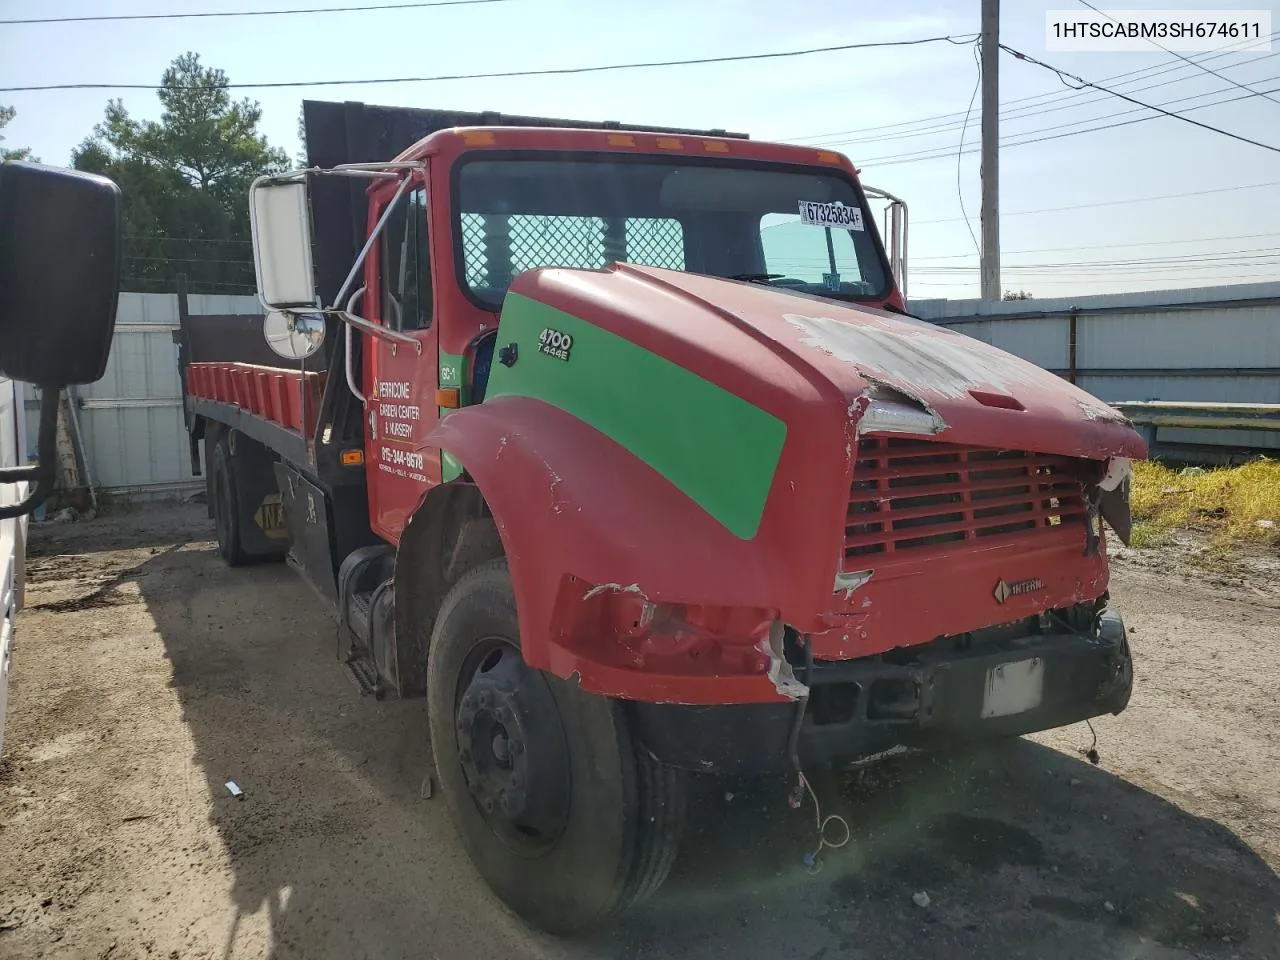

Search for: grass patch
xmin=1130 ymin=457 xmax=1280 ymax=549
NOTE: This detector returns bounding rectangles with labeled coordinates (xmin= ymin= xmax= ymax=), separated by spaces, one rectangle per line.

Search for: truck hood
xmin=519 ymin=264 xmax=1147 ymax=463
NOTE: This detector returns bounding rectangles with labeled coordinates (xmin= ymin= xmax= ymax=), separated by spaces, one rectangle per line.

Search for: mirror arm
xmin=331 ymin=172 xmax=416 ymax=311
xmin=328 ymin=308 xmax=421 ymax=354
xmin=0 ymin=387 xmax=59 ymax=520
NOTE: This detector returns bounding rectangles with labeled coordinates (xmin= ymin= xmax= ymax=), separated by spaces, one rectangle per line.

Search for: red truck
xmin=177 ymin=100 xmax=1145 ymax=933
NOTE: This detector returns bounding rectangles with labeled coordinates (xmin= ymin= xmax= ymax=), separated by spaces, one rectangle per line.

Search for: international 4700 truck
xmin=176 ymin=100 xmax=1145 ymax=933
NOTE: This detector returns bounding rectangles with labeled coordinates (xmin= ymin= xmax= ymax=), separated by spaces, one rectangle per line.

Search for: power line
xmin=0 ymin=34 xmax=976 ymax=93
xmin=2 ymin=0 xmax=509 ymax=25
xmin=854 ymin=79 xmax=1280 ymax=167
xmin=956 ymin=40 xmax=982 ymax=258
xmin=910 ymin=272 xmax=1279 ymax=288
xmin=814 ymin=49 xmax=1280 ymax=149
xmin=782 ymin=31 xmax=1277 ymax=143
xmin=917 ymin=247 xmax=1280 ymax=271
xmin=999 ymin=43 xmax=1280 ymax=155
xmin=1074 ymin=0 xmax=1280 ymax=106
xmin=912 ymin=230 xmax=1280 ymax=261
xmin=914 ymin=179 xmax=1280 ymax=225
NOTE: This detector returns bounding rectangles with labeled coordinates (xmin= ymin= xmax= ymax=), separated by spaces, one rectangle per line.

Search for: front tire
xmin=426 ymin=559 xmax=684 ymax=933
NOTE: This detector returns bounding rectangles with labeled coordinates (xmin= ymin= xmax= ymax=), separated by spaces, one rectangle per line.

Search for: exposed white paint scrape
xmin=1078 ymin=396 xmax=1128 ymax=424
xmin=582 ymin=581 xmax=644 ymax=600
xmin=783 ymin=312 xmax=1042 ymax=401
xmin=835 ymin=568 xmax=873 ymax=599
xmin=759 ymin=620 xmax=808 ymax=699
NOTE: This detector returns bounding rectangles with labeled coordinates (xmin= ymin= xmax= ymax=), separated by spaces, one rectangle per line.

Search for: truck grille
xmin=845 ymin=438 xmax=1093 ymax=560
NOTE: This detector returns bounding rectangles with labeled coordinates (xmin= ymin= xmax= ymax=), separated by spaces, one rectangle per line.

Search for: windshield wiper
xmin=729 ymin=273 xmax=785 ymax=283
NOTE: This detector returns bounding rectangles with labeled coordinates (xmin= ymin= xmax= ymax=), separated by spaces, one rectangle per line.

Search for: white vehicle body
xmin=0 ymin=375 xmax=28 ymax=759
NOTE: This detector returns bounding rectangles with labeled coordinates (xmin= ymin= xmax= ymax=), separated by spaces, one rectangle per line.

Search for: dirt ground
xmin=1 ymin=504 xmax=1278 ymax=960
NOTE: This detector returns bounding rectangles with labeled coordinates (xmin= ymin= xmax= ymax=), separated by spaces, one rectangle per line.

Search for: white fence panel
xmin=26 ymin=292 xmax=262 ymax=497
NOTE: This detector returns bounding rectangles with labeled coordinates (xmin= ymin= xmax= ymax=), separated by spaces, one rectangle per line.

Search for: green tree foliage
xmin=1002 ymin=289 xmax=1034 ymax=301
xmin=1 ymin=105 xmax=33 ymax=161
xmin=72 ymin=53 xmax=288 ymax=295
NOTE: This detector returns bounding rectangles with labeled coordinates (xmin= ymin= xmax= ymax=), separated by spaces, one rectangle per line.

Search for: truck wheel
xmin=210 ymin=439 xmax=249 ymax=567
xmin=426 ymin=559 xmax=684 ymax=933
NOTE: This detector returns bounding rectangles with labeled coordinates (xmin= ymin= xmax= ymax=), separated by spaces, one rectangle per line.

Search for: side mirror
xmin=0 ymin=161 xmax=122 ymax=520
xmin=250 ymin=177 xmax=318 ymax=310
xmin=0 ymin=162 xmax=121 ymax=385
xmin=264 ymin=310 xmax=326 ymax=360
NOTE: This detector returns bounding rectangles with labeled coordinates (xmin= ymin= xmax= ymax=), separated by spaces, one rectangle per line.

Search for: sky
xmin=2 ymin=0 xmax=1279 ymax=303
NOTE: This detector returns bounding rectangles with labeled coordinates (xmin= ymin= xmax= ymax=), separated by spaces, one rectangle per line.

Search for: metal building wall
xmin=26 ymin=292 xmax=262 ymax=498
xmin=910 ymin=282 xmax=1280 ymax=453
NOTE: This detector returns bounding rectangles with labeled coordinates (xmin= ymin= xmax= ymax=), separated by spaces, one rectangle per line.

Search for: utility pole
xmin=980 ymin=0 xmax=1001 ymax=300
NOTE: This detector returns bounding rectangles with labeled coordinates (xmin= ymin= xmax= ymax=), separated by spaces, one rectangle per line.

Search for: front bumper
xmin=631 ymin=609 xmax=1133 ymax=776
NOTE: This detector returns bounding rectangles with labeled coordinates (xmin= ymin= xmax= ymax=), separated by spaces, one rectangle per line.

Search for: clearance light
xmin=607 ymin=134 xmax=637 ymax=147
xmin=656 ymin=137 xmax=684 ymax=150
xmin=462 ymin=131 xmax=496 ymax=145
xmin=817 ymin=151 xmax=841 ymax=164
xmin=436 ymin=387 xmax=461 ymax=408
xmin=341 ymin=449 xmax=364 ymax=466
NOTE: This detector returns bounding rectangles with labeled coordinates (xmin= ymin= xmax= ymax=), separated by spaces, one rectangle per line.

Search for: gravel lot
xmin=1 ymin=504 xmax=1277 ymax=960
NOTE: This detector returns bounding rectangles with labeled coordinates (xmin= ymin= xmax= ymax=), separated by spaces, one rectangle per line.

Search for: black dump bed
xmin=301 ymin=99 xmax=748 ymax=310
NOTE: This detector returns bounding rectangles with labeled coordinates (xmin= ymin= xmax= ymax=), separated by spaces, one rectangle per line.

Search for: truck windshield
xmin=453 ymin=154 xmax=890 ymax=309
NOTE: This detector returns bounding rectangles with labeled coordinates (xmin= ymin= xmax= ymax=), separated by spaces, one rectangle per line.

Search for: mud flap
xmin=274 ymin=463 xmax=338 ymax=603
xmin=226 ymin=431 xmax=290 ymax=560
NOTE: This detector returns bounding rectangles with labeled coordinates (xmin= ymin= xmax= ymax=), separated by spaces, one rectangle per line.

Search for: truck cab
xmin=179 ymin=102 xmax=1145 ymax=934
xmin=359 ymin=126 xmax=905 ymax=537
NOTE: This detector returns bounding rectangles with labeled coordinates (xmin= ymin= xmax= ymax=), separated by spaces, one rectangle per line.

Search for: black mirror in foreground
xmin=0 ymin=161 xmax=123 ymax=519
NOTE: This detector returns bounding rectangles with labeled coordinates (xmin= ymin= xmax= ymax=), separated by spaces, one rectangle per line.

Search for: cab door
xmin=364 ymin=178 xmax=442 ymax=542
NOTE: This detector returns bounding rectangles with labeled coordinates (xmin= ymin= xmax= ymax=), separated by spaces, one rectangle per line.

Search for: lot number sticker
xmin=798 ymin=201 xmax=864 ymax=231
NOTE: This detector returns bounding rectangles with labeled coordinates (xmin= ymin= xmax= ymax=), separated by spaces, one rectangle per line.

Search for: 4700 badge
xmin=538 ymin=327 xmax=573 ymax=361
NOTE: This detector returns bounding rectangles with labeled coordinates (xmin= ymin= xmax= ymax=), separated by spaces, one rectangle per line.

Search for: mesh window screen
xmin=625 ymin=218 xmax=685 ymax=270
xmin=460 ymin=212 xmax=488 ymax=288
xmin=509 ymin=215 xmax=607 ymax=273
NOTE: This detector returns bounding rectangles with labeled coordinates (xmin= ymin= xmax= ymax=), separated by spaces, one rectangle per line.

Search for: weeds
xmin=1130 ymin=458 xmax=1280 ymax=550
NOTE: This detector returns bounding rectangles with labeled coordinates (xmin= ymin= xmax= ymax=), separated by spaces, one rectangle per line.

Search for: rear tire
xmin=426 ymin=559 xmax=684 ymax=933
xmin=210 ymin=439 xmax=249 ymax=567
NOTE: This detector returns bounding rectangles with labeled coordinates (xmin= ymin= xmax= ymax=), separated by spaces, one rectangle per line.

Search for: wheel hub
xmin=454 ymin=645 xmax=570 ymax=849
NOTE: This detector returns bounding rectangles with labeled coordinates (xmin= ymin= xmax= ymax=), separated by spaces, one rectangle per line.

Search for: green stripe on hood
xmin=484 ymin=294 xmax=787 ymax=539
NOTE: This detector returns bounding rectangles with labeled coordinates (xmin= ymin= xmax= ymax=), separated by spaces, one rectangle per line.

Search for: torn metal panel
xmin=759 ymin=620 xmax=808 ymax=700
xmin=854 ymin=384 xmax=947 ymax=437
xmin=1098 ymin=476 xmax=1134 ymax=547
xmin=1098 ymin=456 xmax=1132 ymax=492
xmin=834 ymin=568 xmax=873 ymax=600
